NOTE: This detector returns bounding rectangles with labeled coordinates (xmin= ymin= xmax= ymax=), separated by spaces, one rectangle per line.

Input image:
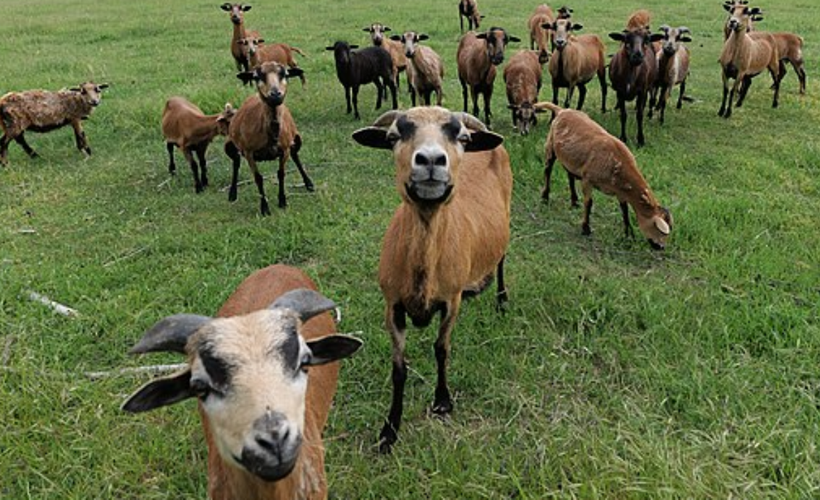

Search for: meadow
xmin=1 ymin=0 xmax=819 ymax=497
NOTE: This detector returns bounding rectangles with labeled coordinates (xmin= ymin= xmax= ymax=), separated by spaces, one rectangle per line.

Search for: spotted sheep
xmin=546 ymin=18 xmax=607 ymax=113
xmin=390 ymin=31 xmax=445 ymax=107
xmin=0 ymin=81 xmax=108 ymax=165
xmin=122 ymin=264 xmax=362 ymax=500
xmin=220 ymin=2 xmax=260 ymax=72
xmin=352 ymin=107 xmax=512 ymax=453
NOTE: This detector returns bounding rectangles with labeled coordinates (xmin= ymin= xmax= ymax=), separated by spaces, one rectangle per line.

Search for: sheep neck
xmin=185 ymin=115 xmax=222 ymax=146
xmin=721 ymin=28 xmax=749 ymax=71
xmin=60 ymin=92 xmax=94 ymax=120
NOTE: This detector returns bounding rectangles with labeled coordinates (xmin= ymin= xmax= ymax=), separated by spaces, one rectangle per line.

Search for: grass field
xmin=1 ymin=0 xmax=819 ymax=498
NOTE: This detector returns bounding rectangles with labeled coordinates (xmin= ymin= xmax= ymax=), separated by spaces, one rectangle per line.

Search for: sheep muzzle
xmin=235 ymin=411 xmax=303 ymax=482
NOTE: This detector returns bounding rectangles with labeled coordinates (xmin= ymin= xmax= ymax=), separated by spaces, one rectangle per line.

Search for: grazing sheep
xmin=363 ymin=23 xmax=407 ymax=93
xmin=122 ymin=264 xmax=362 ymax=500
xmin=459 ymin=0 xmax=484 ymax=33
xmin=390 ymin=31 xmax=445 ymax=106
xmin=528 ymin=4 xmax=555 ymax=64
xmin=457 ymin=27 xmax=521 ymax=127
xmin=325 ymin=41 xmax=397 ymax=120
xmin=0 ymin=82 xmax=108 ymax=165
xmin=225 ymin=62 xmax=313 ymax=215
xmin=162 ymin=98 xmax=236 ymax=193
xmin=718 ymin=6 xmax=780 ymax=118
xmin=608 ymin=26 xmax=663 ymax=146
xmin=352 ymin=107 xmax=512 ymax=453
xmin=536 ymin=101 xmax=672 ymax=250
xmin=240 ymin=35 xmax=308 ymax=87
xmin=220 ymin=2 xmax=260 ymax=72
xmin=504 ymin=50 xmax=544 ymax=135
xmin=547 ymin=18 xmax=607 ymax=113
xmin=652 ymin=25 xmax=691 ymax=125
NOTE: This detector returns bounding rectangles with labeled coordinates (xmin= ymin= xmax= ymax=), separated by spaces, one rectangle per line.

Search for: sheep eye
xmin=299 ymin=353 xmax=312 ymax=373
xmin=191 ymin=378 xmax=214 ymax=399
xmin=457 ymin=133 xmax=471 ymax=145
xmin=386 ymin=131 xmax=400 ymax=144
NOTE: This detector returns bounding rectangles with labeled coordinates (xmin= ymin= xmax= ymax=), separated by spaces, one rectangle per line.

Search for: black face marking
xmin=278 ymin=328 xmax=300 ymax=374
xmin=395 ymin=115 xmax=417 ymax=142
xmin=199 ymin=346 xmax=233 ymax=389
xmin=442 ymin=116 xmax=461 ymax=143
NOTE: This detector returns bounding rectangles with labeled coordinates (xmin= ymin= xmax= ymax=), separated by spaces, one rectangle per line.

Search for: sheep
xmin=457 ymin=27 xmax=521 ymax=127
xmin=240 ymin=35 xmax=308 ymax=87
xmin=459 ymin=0 xmax=484 ymax=33
xmin=608 ymin=26 xmax=663 ymax=146
xmin=504 ymin=50 xmax=544 ymax=135
xmin=363 ymin=24 xmax=407 ymax=93
xmin=0 ymin=81 xmax=108 ymax=166
xmin=535 ymin=101 xmax=672 ymax=250
xmin=122 ymin=264 xmax=362 ymax=500
xmin=161 ymin=98 xmax=236 ymax=193
xmin=352 ymin=106 xmax=512 ymax=453
xmin=390 ymin=31 xmax=444 ymax=106
xmin=224 ymin=62 xmax=314 ymax=215
xmin=718 ymin=6 xmax=781 ymax=118
xmin=652 ymin=25 xmax=691 ymax=125
xmin=546 ymin=18 xmax=607 ymax=113
xmin=220 ymin=2 xmax=260 ymax=72
xmin=325 ymin=41 xmax=397 ymax=120
xmin=528 ymin=4 xmax=555 ymax=64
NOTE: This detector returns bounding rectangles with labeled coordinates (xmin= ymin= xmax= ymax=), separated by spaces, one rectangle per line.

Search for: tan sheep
xmin=547 ymin=18 xmax=607 ymax=113
xmin=220 ymin=2 xmax=260 ymax=72
xmin=363 ymin=23 xmax=407 ymax=93
xmin=503 ymin=50 xmax=544 ymax=135
xmin=240 ymin=35 xmax=308 ymax=87
xmin=528 ymin=4 xmax=555 ymax=64
xmin=652 ymin=25 xmax=692 ymax=125
xmin=390 ymin=31 xmax=444 ymax=106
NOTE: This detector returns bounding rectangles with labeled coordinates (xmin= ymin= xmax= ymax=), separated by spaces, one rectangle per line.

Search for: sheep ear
xmin=236 ymin=71 xmax=258 ymax=85
xmin=69 ymin=87 xmax=81 ymax=92
xmin=654 ymin=216 xmax=671 ymax=236
xmin=286 ymin=67 xmax=304 ymax=79
xmin=418 ymin=34 xmax=429 ymax=41
xmin=352 ymin=127 xmax=393 ymax=149
xmin=680 ymin=36 xmax=692 ymax=43
xmin=749 ymin=7 xmax=761 ymax=15
xmin=121 ymin=370 xmax=194 ymax=413
xmin=362 ymin=27 xmax=371 ymax=32
xmin=464 ymin=130 xmax=504 ymax=152
xmin=476 ymin=33 xmax=488 ymax=39
xmin=220 ymin=3 xmax=231 ymax=11
xmin=541 ymin=22 xmax=552 ymax=30
xmin=257 ymin=38 xmax=265 ymax=44
xmin=508 ymin=35 xmax=521 ymax=43
xmin=572 ymin=23 xmax=583 ymax=31
xmin=98 ymin=83 xmax=109 ymax=90
xmin=389 ymin=34 xmax=402 ymax=41
xmin=129 ymin=314 xmax=211 ymax=355
xmin=305 ymin=335 xmax=363 ymax=366
xmin=349 ymin=44 xmax=360 ymax=49
xmin=649 ymin=33 xmax=664 ymax=42
xmin=383 ymin=26 xmax=392 ymax=32
xmin=270 ymin=289 xmax=336 ymax=323
xmin=722 ymin=3 xmax=733 ymax=12
xmin=325 ymin=46 xmax=335 ymax=51
xmin=242 ymin=5 xmax=252 ymax=11
xmin=609 ymin=32 xmax=625 ymax=42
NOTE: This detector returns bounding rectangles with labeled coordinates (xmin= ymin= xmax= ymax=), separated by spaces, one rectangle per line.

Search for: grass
xmin=1 ymin=0 xmax=819 ymax=498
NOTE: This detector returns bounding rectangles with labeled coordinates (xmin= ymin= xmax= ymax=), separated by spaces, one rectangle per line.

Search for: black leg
xmin=166 ymin=142 xmax=176 ymax=175
xmin=677 ymin=80 xmax=686 ymax=109
xmin=352 ymin=85 xmax=361 ymax=120
xmin=183 ymin=148 xmax=202 ymax=193
xmin=496 ymin=255 xmax=508 ymax=310
xmin=291 ymin=135 xmax=314 ymax=192
xmin=618 ymin=97 xmax=628 ymax=144
xmin=620 ymin=201 xmax=634 ymax=238
xmin=541 ymin=147 xmax=555 ymax=201
xmin=0 ymin=133 xmax=11 ymax=165
xmin=345 ymin=86 xmax=352 ymax=115
xmin=277 ymin=156 xmax=287 ymax=209
xmin=582 ymin=192 xmax=593 ymax=236
xmin=225 ymin=141 xmax=241 ymax=202
xmin=195 ymin=146 xmax=208 ymax=189
xmin=379 ymin=303 xmax=407 ymax=454
xmin=636 ymin=92 xmax=646 ymax=147
xmin=576 ymin=84 xmax=587 ymax=111
xmin=568 ymin=172 xmax=579 ymax=208
xmin=15 ymin=134 xmax=38 ymax=158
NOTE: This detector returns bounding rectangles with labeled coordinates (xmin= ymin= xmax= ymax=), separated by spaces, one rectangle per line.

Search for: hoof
xmin=378 ymin=424 xmax=397 ymax=454
xmin=431 ymin=399 xmax=453 ymax=416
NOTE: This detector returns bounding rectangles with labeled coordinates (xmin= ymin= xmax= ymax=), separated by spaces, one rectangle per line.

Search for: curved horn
xmin=129 ymin=314 xmax=211 ymax=355
xmin=659 ymin=24 xmax=671 ymax=33
xmin=452 ymin=111 xmax=489 ymax=132
xmin=270 ymin=289 xmax=336 ymax=323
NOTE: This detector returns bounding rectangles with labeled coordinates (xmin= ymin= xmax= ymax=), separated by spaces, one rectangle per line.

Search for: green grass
xmin=1 ymin=0 xmax=819 ymax=498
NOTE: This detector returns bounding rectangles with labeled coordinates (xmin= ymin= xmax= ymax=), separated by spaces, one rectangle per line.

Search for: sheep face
xmin=476 ymin=28 xmax=520 ymax=66
xmin=727 ymin=6 xmax=760 ymax=33
xmin=238 ymin=36 xmax=262 ymax=59
xmin=352 ymin=107 xmax=503 ymax=207
xmin=609 ymin=29 xmax=661 ymax=67
xmin=638 ymin=206 xmax=673 ymax=250
xmin=216 ymin=103 xmax=236 ymax=136
xmin=69 ymin=82 xmax=108 ymax=107
xmin=550 ymin=20 xmax=582 ymax=51
xmin=396 ymin=31 xmax=429 ymax=59
xmin=236 ymin=62 xmax=302 ymax=107
xmin=220 ymin=2 xmax=251 ymax=25
xmin=659 ymin=26 xmax=691 ymax=56
xmin=122 ymin=290 xmax=362 ymax=483
xmin=364 ymin=23 xmax=391 ymax=47
xmin=508 ymin=103 xmax=538 ymax=136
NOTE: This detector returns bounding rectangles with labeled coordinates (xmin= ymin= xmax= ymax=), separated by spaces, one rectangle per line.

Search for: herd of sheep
xmin=0 ymin=0 xmax=808 ymax=498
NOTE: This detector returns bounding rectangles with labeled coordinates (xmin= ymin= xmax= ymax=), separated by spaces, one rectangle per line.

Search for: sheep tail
xmin=290 ymin=46 xmax=308 ymax=58
xmin=533 ymin=101 xmax=563 ymax=113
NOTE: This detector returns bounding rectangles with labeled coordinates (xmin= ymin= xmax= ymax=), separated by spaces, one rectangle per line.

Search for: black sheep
xmin=325 ymin=41 xmax=397 ymax=119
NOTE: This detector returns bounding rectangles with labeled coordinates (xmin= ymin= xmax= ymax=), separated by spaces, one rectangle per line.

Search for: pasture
xmin=1 ymin=0 xmax=819 ymax=497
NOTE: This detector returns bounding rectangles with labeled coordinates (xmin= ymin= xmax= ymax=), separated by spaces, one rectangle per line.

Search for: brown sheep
xmin=719 ymin=6 xmax=781 ymax=118
xmin=122 ymin=264 xmax=362 ymax=500
xmin=0 ymin=82 xmax=108 ymax=165
xmin=459 ymin=0 xmax=484 ymax=33
xmin=225 ymin=62 xmax=314 ymax=215
xmin=528 ymin=4 xmax=555 ymax=64
xmin=536 ymin=101 xmax=672 ymax=250
xmin=240 ymin=35 xmax=308 ymax=87
xmin=162 ymin=98 xmax=236 ymax=193
xmin=352 ymin=106 xmax=511 ymax=453
xmin=390 ymin=31 xmax=445 ymax=106
xmin=547 ymin=18 xmax=607 ymax=113
xmin=220 ymin=2 xmax=260 ymax=72
xmin=652 ymin=25 xmax=691 ymax=124
xmin=457 ymin=27 xmax=521 ymax=126
xmin=363 ymin=24 xmax=407 ymax=93
xmin=504 ymin=50 xmax=544 ymax=135
xmin=626 ymin=9 xmax=652 ymax=31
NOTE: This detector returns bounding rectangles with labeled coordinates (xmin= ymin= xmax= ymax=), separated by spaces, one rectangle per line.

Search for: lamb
xmin=0 ymin=81 xmax=108 ymax=165
xmin=457 ymin=27 xmax=521 ymax=126
xmin=608 ymin=26 xmax=663 ymax=146
xmin=122 ymin=264 xmax=362 ymax=500
xmin=325 ymin=41 xmax=397 ymax=120
xmin=220 ymin=2 xmax=260 ymax=72
xmin=390 ymin=31 xmax=444 ymax=106
xmin=535 ymin=101 xmax=672 ymax=250
xmin=224 ymin=62 xmax=314 ymax=215
xmin=528 ymin=4 xmax=555 ymax=64
xmin=363 ymin=24 xmax=407 ymax=93
xmin=546 ymin=18 xmax=607 ymax=113
xmin=352 ymin=106 xmax=512 ymax=453
xmin=459 ymin=0 xmax=484 ymax=33
xmin=161 ymin=98 xmax=236 ymax=193
xmin=652 ymin=25 xmax=691 ymax=124
xmin=240 ymin=35 xmax=308 ymax=87
xmin=718 ymin=6 xmax=781 ymax=118
xmin=503 ymin=50 xmax=544 ymax=135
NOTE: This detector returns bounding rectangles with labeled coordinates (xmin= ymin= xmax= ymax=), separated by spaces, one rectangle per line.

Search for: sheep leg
xmin=736 ymin=76 xmax=753 ymax=108
xmin=676 ymin=80 xmax=686 ymax=110
xmin=379 ymin=303 xmax=408 ymax=454
xmin=387 ymin=78 xmax=398 ymax=110
xmin=432 ymin=298 xmax=461 ymax=416
xmin=581 ymin=182 xmax=593 ymax=236
xmin=496 ymin=254 xmax=508 ymax=310
xmin=636 ymin=92 xmax=647 ymax=147
xmin=225 ymin=141 xmax=241 ymax=202
xmin=182 ymin=148 xmax=203 ymax=193
xmin=718 ymin=73 xmax=730 ymax=117
xmin=598 ymin=68 xmax=608 ymax=113
xmin=0 ymin=133 xmax=11 ymax=164
xmin=195 ymin=145 xmax=209 ymax=189
xmin=345 ymin=86 xmax=352 ymax=115
xmin=541 ymin=146 xmax=555 ymax=201
xmin=620 ymin=201 xmax=634 ymax=239
xmin=658 ymin=87 xmax=668 ymax=125
xmin=374 ymin=81 xmax=384 ymax=111
xmin=482 ymin=86 xmax=493 ymax=126
xmin=564 ymin=85 xmax=574 ymax=108
xmin=576 ymin=84 xmax=587 ymax=111
xmin=460 ymin=13 xmax=464 ymax=33
xmin=435 ymin=86 xmax=443 ymax=107
xmin=352 ymin=85 xmax=361 ymax=120
xmin=460 ymin=78 xmax=469 ymax=113
xmin=71 ymin=121 xmax=90 ymax=155
xmin=166 ymin=142 xmax=177 ymax=175
xmin=470 ymin=87 xmax=480 ymax=119
xmin=245 ymin=157 xmax=271 ymax=216
xmin=769 ymin=63 xmax=781 ymax=108
xmin=568 ymin=173 xmax=580 ymax=208
xmin=291 ymin=135 xmax=314 ymax=192
xmin=15 ymin=133 xmax=38 ymax=158
xmin=617 ymin=96 xmax=628 ymax=143
xmin=794 ymin=60 xmax=806 ymax=95
xmin=276 ymin=154 xmax=288 ymax=209
xmin=410 ymin=85 xmax=417 ymax=107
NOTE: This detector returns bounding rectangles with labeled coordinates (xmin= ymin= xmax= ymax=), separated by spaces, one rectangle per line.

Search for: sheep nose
xmin=414 ymin=150 xmax=447 ymax=169
xmin=255 ymin=427 xmax=289 ymax=457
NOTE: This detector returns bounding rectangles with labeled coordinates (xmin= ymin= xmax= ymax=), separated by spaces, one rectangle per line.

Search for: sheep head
xmin=659 ymin=26 xmax=692 ymax=56
xmin=221 ymin=3 xmax=251 ymax=25
xmin=216 ymin=103 xmax=236 ymax=135
xmin=363 ymin=23 xmax=391 ymax=46
xmin=609 ymin=29 xmax=663 ymax=67
xmin=549 ymin=19 xmax=583 ymax=51
xmin=391 ymin=31 xmax=429 ymax=58
xmin=236 ymin=62 xmax=302 ymax=107
xmin=352 ymin=107 xmax=503 ymax=208
xmin=508 ymin=102 xmax=543 ymax=136
xmin=476 ymin=27 xmax=520 ymax=66
xmin=68 ymin=82 xmax=108 ymax=107
xmin=637 ymin=202 xmax=673 ymax=250
xmin=122 ymin=289 xmax=362 ymax=482
xmin=727 ymin=6 xmax=761 ymax=33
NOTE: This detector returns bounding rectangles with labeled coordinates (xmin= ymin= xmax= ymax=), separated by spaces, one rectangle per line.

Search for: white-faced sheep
xmin=652 ymin=25 xmax=691 ymax=124
xmin=352 ymin=107 xmax=511 ymax=453
xmin=536 ymin=101 xmax=672 ymax=250
xmin=528 ymin=4 xmax=555 ymax=64
xmin=325 ymin=41 xmax=397 ymax=120
xmin=240 ymin=35 xmax=308 ymax=87
xmin=459 ymin=0 xmax=484 ymax=33
xmin=225 ymin=62 xmax=314 ymax=215
xmin=162 ymin=98 xmax=236 ymax=193
xmin=719 ymin=6 xmax=781 ymax=118
xmin=390 ymin=31 xmax=444 ymax=106
xmin=0 ymin=82 xmax=108 ymax=165
xmin=363 ymin=23 xmax=407 ymax=93
xmin=457 ymin=27 xmax=521 ymax=127
xmin=122 ymin=264 xmax=362 ymax=500
xmin=504 ymin=50 xmax=544 ymax=135
xmin=220 ymin=2 xmax=260 ymax=72
xmin=546 ymin=18 xmax=607 ymax=113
